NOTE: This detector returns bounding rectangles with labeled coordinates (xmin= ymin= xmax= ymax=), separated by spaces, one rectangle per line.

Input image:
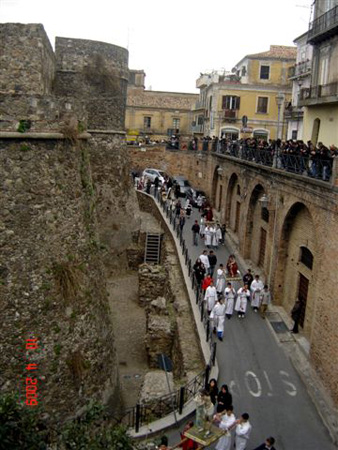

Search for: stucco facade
xmin=126 ymin=70 xmax=198 ymax=141
xmin=194 ymin=45 xmax=296 ymax=141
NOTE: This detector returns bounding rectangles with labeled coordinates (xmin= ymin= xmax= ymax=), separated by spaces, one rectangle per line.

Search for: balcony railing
xmin=193 ymin=100 xmax=206 ymax=110
xmin=308 ymin=5 xmax=338 ymax=44
xmin=299 ymin=82 xmax=338 ymax=102
xmin=222 ymin=109 xmax=238 ymax=122
xmin=284 ymin=106 xmax=304 ymax=120
xmin=288 ymin=61 xmax=311 ymax=79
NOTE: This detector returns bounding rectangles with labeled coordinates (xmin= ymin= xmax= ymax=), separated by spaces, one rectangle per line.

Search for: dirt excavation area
xmin=107 ymin=209 xmax=204 ymax=411
xmin=107 ymin=272 xmax=147 ymax=409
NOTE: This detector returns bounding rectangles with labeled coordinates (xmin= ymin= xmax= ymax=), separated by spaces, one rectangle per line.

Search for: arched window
xmin=261 ymin=207 xmax=269 ymax=223
xmin=300 ymin=246 xmax=313 ymax=270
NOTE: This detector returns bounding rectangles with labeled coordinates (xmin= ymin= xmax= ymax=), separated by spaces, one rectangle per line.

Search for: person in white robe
xmin=216 ymin=264 xmax=227 ymax=296
xmin=209 ymin=224 xmax=216 ymax=248
xmin=259 ymin=284 xmax=271 ymax=319
xmin=250 ymin=275 xmax=264 ymax=312
xmin=200 ymin=217 xmax=206 ymax=237
xmin=235 ymin=285 xmax=250 ymax=318
xmin=224 ymin=282 xmax=236 ymax=319
xmin=234 ymin=413 xmax=252 ymax=450
xmin=210 ymin=298 xmax=226 ymax=341
xmin=204 ymin=281 xmax=217 ymax=314
xmin=204 ymin=225 xmax=212 ymax=248
xmin=215 ymin=406 xmax=236 ymax=450
xmin=199 ymin=250 xmax=210 ymax=272
xmin=213 ymin=224 xmax=222 ymax=249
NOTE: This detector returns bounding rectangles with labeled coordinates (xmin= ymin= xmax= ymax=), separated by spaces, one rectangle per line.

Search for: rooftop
xmin=246 ymin=45 xmax=297 ymax=60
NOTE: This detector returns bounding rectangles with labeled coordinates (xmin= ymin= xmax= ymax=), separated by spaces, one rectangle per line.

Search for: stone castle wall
xmin=0 ymin=23 xmax=140 ymax=422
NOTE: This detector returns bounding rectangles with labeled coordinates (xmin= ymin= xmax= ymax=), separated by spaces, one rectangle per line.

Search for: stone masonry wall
xmin=0 ymin=137 xmax=122 ymax=422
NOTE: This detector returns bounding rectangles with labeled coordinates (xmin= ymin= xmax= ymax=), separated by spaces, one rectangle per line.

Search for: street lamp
xmin=273 ymin=92 xmax=285 ymax=168
xmin=275 ymin=92 xmax=285 ymax=140
xmin=259 ymin=194 xmax=269 ymax=209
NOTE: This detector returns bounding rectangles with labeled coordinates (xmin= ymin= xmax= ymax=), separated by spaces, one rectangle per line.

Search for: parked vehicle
xmin=172 ymin=176 xmax=195 ymax=197
xmin=142 ymin=168 xmax=166 ymax=184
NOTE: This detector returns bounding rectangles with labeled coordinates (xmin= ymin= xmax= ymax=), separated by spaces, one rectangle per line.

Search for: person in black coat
xmin=252 ymin=436 xmax=276 ymax=450
xmin=291 ymin=299 xmax=302 ymax=333
xmin=216 ymin=384 xmax=232 ymax=413
xmin=193 ymin=259 xmax=206 ymax=287
xmin=207 ymin=378 xmax=219 ymax=406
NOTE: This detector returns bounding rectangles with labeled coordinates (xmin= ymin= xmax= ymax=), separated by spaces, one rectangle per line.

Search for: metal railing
xmin=215 ymin=143 xmax=333 ymax=182
xmin=118 ymin=186 xmax=217 ymax=432
xmin=308 ymin=4 xmax=338 ymax=43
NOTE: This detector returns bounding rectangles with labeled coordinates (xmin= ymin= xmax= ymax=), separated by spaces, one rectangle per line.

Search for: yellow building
xmin=299 ymin=0 xmax=338 ymax=146
xmin=126 ymin=70 xmax=198 ymax=142
xmin=193 ymin=45 xmax=297 ymax=141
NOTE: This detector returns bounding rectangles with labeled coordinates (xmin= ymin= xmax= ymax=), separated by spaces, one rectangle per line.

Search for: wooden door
xmin=258 ymin=228 xmax=267 ymax=267
xmin=298 ymin=273 xmax=309 ymax=328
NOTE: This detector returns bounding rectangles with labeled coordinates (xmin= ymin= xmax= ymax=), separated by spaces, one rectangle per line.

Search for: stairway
xmin=144 ymin=233 xmax=161 ymax=264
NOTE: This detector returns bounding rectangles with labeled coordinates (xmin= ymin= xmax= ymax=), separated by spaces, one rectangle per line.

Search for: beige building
xmin=193 ymin=46 xmax=296 ymax=141
xmin=299 ymin=0 xmax=338 ymax=146
xmin=126 ymin=70 xmax=198 ymax=142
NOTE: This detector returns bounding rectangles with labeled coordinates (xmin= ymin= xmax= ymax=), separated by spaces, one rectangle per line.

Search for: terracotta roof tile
xmin=247 ymin=45 xmax=297 ymax=60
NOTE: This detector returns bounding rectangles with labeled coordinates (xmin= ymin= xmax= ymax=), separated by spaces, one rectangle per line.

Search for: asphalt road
xmin=164 ymin=205 xmax=335 ymax=450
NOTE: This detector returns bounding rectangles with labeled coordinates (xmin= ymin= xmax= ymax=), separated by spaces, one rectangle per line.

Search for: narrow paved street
xmin=166 ymin=204 xmax=335 ymax=449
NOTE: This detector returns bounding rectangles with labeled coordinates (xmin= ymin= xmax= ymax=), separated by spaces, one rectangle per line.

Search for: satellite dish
xmin=231 ymin=67 xmax=237 ymax=73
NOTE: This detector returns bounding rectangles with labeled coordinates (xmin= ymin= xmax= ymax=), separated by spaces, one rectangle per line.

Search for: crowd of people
xmin=187 ymin=136 xmax=337 ymax=182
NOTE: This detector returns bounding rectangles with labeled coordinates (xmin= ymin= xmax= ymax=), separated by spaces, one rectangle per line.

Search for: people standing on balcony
xmin=224 ymin=282 xmax=236 ymax=319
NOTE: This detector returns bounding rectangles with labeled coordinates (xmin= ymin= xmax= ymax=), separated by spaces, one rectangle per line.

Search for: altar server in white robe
xmin=235 ymin=285 xmax=250 ymax=318
xmin=199 ymin=250 xmax=210 ymax=273
xmin=215 ymin=406 xmax=237 ymax=450
xmin=224 ymin=282 xmax=236 ymax=319
xmin=213 ymin=224 xmax=222 ymax=249
xmin=234 ymin=413 xmax=252 ymax=450
xmin=204 ymin=224 xmax=212 ymax=248
xmin=200 ymin=217 xmax=206 ymax=237
xmin=210 ymin=298 xmax=226 ymax=341
xmin=250 ymin=274 xmax=264 ymax=312
xmin=204 ymin=280 xmax=218 ymax=315
xmin=216 ymin=264 xmax=227 ymax=296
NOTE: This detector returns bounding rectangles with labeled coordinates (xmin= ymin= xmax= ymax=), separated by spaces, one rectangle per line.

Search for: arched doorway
xmin=274 ymin=202 xmax=316 ymax=334
xmin=243 ymin=185 xmax=267 ymax=266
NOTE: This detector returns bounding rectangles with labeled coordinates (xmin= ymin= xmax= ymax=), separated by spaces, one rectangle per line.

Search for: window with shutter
xmin=260 ymin=65 xmax=270 ymax=80
xmin=257 ymin=97 xmax=268 ymax=114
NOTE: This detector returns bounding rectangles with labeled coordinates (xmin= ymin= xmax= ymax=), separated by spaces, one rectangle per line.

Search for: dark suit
xmin=252 ymin=444 xmax=276 ymax=450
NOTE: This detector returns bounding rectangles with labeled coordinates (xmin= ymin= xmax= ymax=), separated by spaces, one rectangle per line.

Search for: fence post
xmin=179 ymin=386 xmax=185 ymax=415
xmin=206 ymin=319 xmax=210 ymax=342
xmin=204 ymin=365 xmax=210 ymax=390
xmin=196 ymin=286 xmax=200 ymax=304
xmin=135 ymin=404 xmax=141 ymax=433
xmin=200 ymin=300 xmax=204 ymax=321
xmin=212 ymin=342 xmax=217 ymax=366
xmin=192 ymin=274 xmax=195 ymax=290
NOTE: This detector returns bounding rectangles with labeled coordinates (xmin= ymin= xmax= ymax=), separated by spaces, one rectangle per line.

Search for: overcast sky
xmin=1 ymin=0 xmax=312 ymax=93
